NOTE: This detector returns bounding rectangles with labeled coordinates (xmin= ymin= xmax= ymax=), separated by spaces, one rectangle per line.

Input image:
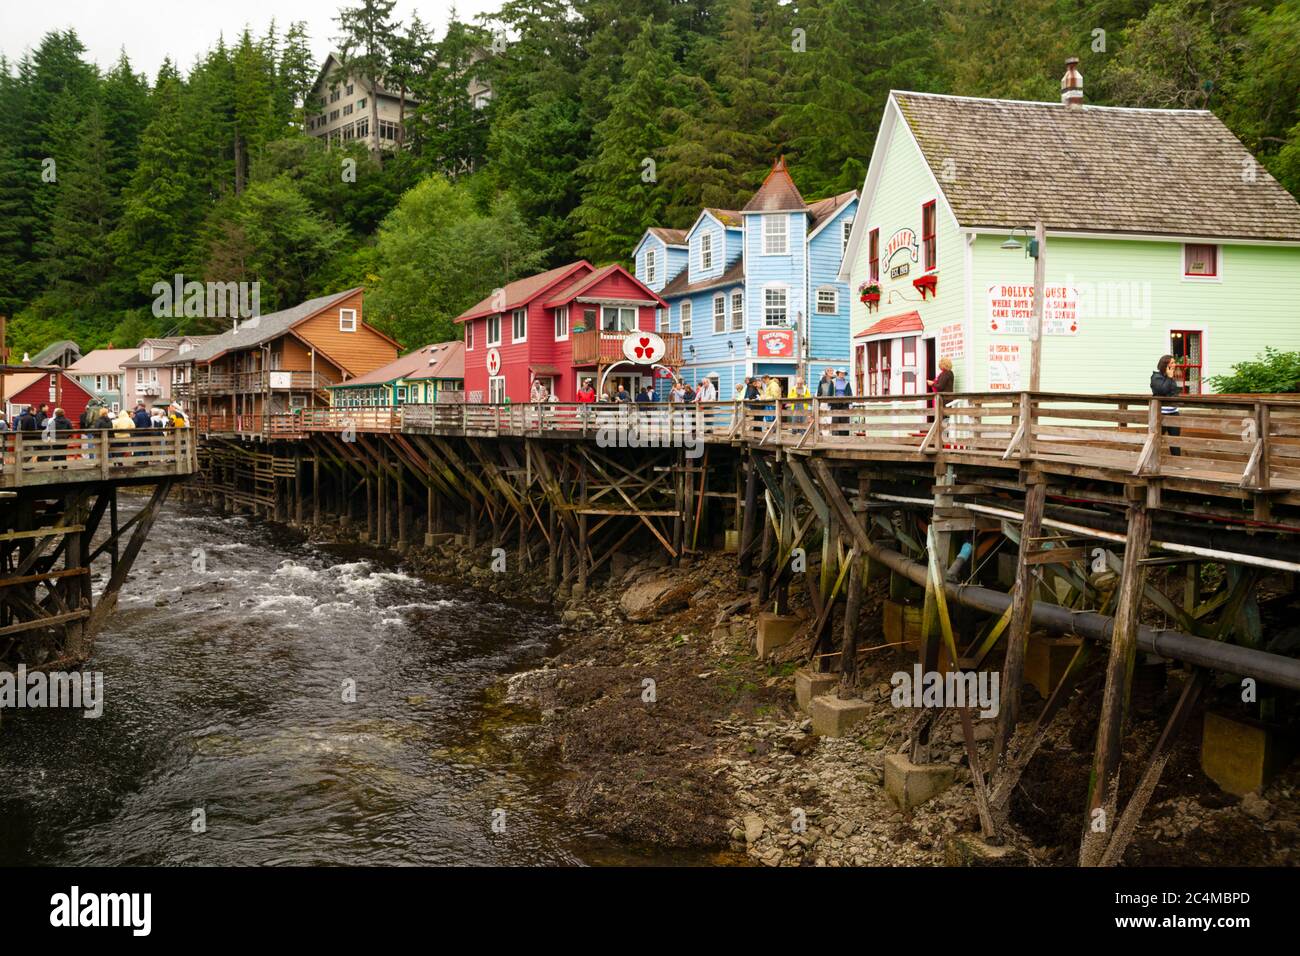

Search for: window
xmin=357 ymin=98 xmax=366 ymax=110
xmin=701 ymin=233 xmax=714 ymax=271
xmin=330 ymin=89 xmax=340 ymax=103
xmin=583 ymin=308 xmax=597 ymax=330
xmin=136 ymin=370 xmax=144 ymax=386
xmin=842 ymin=219 xmax=853 ymax=258
xmin=180 ymin=342 xmax=192 ymax=354
xmin=730 ymin=291 xmax=743 ymax=331
xmin=681 ymin=301 xmax=692 ymax=337
xmin=868 ymin=228 xmax=880 ymax=283
xmin=488 ymin=376 xmax=506 ymax=403
xmin=921 ymin=201 xmax=937 ymax=271
xmin=355 ymin=118 xmax=369 ymax=138
xmin=487 ymin=314 xmax=501 ymax=346
xmin=465 ymin=321 xmax=474 ymax=349
xmin=511 ymin=308 xmax=527 ymax=342
xmin=1184 ymin=244 xmax=1218 ymax=278
xmin=339 ymin=308 xmax=357 ymax=332
xmin=395 ymin=385 xmax=407 ymax=405
xmin=764 ymin=287 xmax=788 ymax=326
xmin=866 ymin=340 xmax=891 ymax=396
xmin=378 ymin=120 xmax=399 ymax=141
xmin=330 ymin=109 xmax=340 ymax=122
xmin=816 ymin=288 xmax=838 ymax=314
xmin=646 ymin=248 xmax=657 ymax=284
xmin=1170 ymin=330 xmax=1204 ymax=394
xmin=139 ymin=346 xmax=153 ymax=361
xmin=345 ymin=84 xmax=354 ymax=96
xmin=149 ymin=369 xmax=158 ymax=384
xmin=342 ymin=123 xmax=356 ymax=141
xmin=602 ymin=306 xmax=636 ymax=332
xmin=554 ymin=306 xmax=569 ymax=341
xmin=713 ymin=295 xmax=726 ymax=333
xmin=763 ymin=215 xmax=788 ymax=255
xmin=657 ymin=307 xmax=667 ymax=333
xmin=343 ymin=103 xmax=353 ymax=116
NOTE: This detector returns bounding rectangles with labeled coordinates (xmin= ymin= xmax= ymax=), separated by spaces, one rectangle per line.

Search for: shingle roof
xmin=67 ymin=349 xmax=139 ymax=374
xmin=808 ymin=191 xmax=858 ymax=231
xmin=742 ymin=157 xmax=806 ymax=213
xmin=180 ymin=288 xmax=365 ymax=364
xmin=31 ymin=341 xmax=81 ymax=365
xmin=660 ymin=258 xmax=746 ymax=299
xmin=648 ymin=227 xmax=687 ymax=245
xmin=705 ymin=208 xmax=744 ymax=228
xmin=856 ymin=311 xmax=923 ymax=338
xmin=893 ymin=91 xmax=1300 ymax=241
xmin=332 ymin=341 xmax=464 ymax=387
xmin=456 ymin=263 xmax=591 ymax=322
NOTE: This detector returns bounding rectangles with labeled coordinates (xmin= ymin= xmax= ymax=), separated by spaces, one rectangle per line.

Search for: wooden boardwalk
xmin=0 ymin=428 xmax=198 ymax=489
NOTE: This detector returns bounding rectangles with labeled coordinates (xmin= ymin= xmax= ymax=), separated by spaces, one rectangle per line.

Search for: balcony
xmin=570 ymin=329 xmax=682 ymax=367
xmin=174 ymin=369 xmax=338 ymax=398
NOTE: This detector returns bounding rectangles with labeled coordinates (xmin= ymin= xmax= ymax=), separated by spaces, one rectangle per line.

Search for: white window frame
xmin=646 ymin=248 xmax=657 ymax=285
xmin=602 ymin=306 xmax=636 ymax=332
xmin=763 ymin=215 xmax=788 ymax=256
xmin=135 ymin=369 xmax=144 ymax=386
xmin=730 ymin=290 xmax=744 ymax=332
xmin=554 ymin=305 xmax=569 ymax=342
xmin=712 ymin=294 xmax=726 ymax=334
xmin=487 ymin=314 xmax=502 ymax=347
xmin=139 ymin=346 xmax=153 ymax=361
xmin=680 ymin=301 xmax=692 ymax=337
xmin=465 ymin=321 xmax=474 ymax=350
xmin=700 ymin=232 xmax=714 ymax=271
xmin=1181 ymin=243 xmax=1223 ymax=283
xmin=488 ymin=375 xmax=506 ymax=404
xmin=339 ymin=308 xmax=357 ymax=332
xmin=815 ymin=287 xmax=838 ymax=315
xmin=842 ymin=219 xmax=853 ymax=258
xmin=763 ymin=285 xmax=789 ymax=327
xmin=511 ymin=307 xmax=527 ymax=343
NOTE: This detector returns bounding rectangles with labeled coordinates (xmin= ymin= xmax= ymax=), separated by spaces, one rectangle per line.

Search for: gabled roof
xmin=455 ymin=262 xmax=592 ymax=323
xmin=68 ymin=349 xmax=138 ymax=374
xmin=543 ymin=263 xmax=667 ymax=309
xmin=743 ymin=157 xmax=806 ymax=213
xmin=332 ymin=341 xmax=464 ymax=387
xmin=3 ymin=368 xmax=93 ymax=401
xmin=891 ymin=90 xmax=1300 ymax=241
xmin=648 ymin=227 xmax=688 ymax=246
xmin=808 ymin=190 xmax=858 ymax=235
xmin=706 ymin=208 xmax=744 ymax=228
xmin=660 ymin=258 xmax=746 ymax=299
xmin=856 ymin=311 xmax=924 ymax=338
xmin=178 ymin=288 xmax=383 ymax=365
xmin=31 ymin=341 xmax=81 ymax=365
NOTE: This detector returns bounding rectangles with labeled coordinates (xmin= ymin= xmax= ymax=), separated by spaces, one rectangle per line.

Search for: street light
xmin=1000 ymin=220 xmax=1046 ymax=391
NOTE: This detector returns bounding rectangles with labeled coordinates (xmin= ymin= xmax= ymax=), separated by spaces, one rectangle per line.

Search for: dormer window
xmin=646 ymin=248 xmax=657 ymax=284
xmin=339 ymin=308 xmax=357 ymax=332
xmin=700 ymin=233 xmax=714 ymax=271
xmin=763 ymin=215 xmax=788 ymax=255
xmin=139 ymin=346 xmax=153 ymax=361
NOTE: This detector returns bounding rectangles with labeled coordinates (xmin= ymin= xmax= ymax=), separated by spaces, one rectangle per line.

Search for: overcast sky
xmin=1 ymin=1 xmax=502 ymax=77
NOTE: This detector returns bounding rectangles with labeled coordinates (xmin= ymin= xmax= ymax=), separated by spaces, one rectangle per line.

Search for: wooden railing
xmin=299 ymin=407 xmax=401 ymax=433
xmin=175 ymin=370 xmax=338 ymax=398
xmin=0 ymin=428 xmax=197 ymax=488
xmin=569 ymin=329 xmax=683 ymax=366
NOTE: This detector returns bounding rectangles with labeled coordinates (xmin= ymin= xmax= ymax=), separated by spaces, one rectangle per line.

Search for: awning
xmin=855 ymin=310 xmax=923 ymax=339
xmin=529 ymin=364 xmax=561 ymax=375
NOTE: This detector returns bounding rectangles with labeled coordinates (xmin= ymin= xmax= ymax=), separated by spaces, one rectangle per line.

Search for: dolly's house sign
xmin=485 ymin=348 xmax=502 ymax=376
xmin=622 ymin=331 xmax=666 ymax=364
xmin=884 ymin=228 xmax=918 ymax=267
xmin=988 ymin=283 xmax=1080 ymax=335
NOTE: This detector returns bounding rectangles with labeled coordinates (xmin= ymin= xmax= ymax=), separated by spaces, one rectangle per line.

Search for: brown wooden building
xmin=171 ymin=288 xmax=400 ymax=436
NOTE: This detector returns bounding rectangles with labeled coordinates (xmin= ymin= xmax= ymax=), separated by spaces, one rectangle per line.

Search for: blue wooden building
xmin=632 ymin=158 xmax=857 ymax=397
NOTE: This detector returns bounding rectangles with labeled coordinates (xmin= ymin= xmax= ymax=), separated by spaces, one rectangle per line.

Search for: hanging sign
xmin=884 ymin=228 xmax=918 ymax=266
xmin=937 ymin=322 xmax=965 ymax=360
xmin=485 ymin=348 xmax=501 ymax=376
xmin=622 ymin=331 xmax=666 ymax=364
xmin=987 ymin=284 xmax=1080 ymax=335
xmin=756 ymin=328 xmax=796 ymax=359
xmin=987 ymin=343 xmax=1021 ymax=390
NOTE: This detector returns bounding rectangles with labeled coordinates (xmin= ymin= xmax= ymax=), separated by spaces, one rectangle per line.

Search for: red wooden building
xmin=3 ymin=367 xmax=95 ymax=424
xmin=455 ymin=261 xmax=677 ymax=402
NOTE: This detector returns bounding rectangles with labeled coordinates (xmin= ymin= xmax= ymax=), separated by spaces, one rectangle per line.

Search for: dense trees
xmin=1 ymin=0 xmax=1298 ymax=355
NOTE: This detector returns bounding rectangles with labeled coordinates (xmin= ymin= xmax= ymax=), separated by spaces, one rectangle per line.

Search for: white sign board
xmin=485 ymin=348 xmax=502 ymax=376
xmin=622 ymin=331 xmax=666 ymax=365
xmin=988 ymin=284 xmax=1080 ymax=335
xmin=987 ymin=343 xmax=1021 ymax=390
xmin=268 ymin=371 xmax=292 ymax=390
xmin=937 ymin=322 xmax=965 ymax=360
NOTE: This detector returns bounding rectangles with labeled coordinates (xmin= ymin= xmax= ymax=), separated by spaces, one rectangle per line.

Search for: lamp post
xmin=1001 ymin=220 xmax=1047 ymax=391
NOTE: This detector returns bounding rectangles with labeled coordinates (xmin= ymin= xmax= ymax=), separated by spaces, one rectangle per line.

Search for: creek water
xmin=0 ymin=499 xmax=701 ymax=866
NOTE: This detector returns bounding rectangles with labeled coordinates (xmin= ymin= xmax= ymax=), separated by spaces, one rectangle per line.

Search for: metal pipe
xmin=863 ymin=540 xmax=1300 ymax=692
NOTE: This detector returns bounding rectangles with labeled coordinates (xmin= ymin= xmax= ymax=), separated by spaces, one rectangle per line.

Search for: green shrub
xmin=1208 ymin=348 xmax=1300 ymax=394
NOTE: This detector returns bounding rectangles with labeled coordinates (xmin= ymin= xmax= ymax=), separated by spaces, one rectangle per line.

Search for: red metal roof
xmin=855 ymin=311 xmax=924 ymax=338
xmin=742 ymin=156 xmax=806 ymax=213
xmin=455 ymin=262 xmax=592 ymax=322
xmin=543 ymin=263 xmax=666 ymax=309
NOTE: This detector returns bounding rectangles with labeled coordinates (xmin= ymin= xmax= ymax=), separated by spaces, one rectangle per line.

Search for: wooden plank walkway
xmin=0 ymin=428 xmax=198 ymax=489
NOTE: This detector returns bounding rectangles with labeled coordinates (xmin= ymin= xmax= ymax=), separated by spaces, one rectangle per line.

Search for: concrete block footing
xmin=755 ymin=612 xmax=800 ymax=658
xmin=883 ymin=753 xmax=955 ymax=810
xmin=795 ymin=668 xmax=839 ymax=714
xmin=810 ymin=694 xmax=871 ymax=737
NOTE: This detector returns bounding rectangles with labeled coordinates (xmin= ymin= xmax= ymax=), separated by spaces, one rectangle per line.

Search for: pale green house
xmin=327 ymin=340 xmax=464 ymax=407
xmin=840 ymin=69 xmax=1300 ymax=397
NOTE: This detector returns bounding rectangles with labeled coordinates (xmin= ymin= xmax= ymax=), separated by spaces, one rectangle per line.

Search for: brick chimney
xmin=1061 ymin=57 xmax=1084 ymax=108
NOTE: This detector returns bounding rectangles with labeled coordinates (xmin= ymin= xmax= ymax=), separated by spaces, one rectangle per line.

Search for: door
xmin=866 ymin=341 xmax=891 ymax=396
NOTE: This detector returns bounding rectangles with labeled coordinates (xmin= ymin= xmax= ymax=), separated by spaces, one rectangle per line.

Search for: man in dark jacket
xmin=744 ymin=378 xmax=761 ymax=400
xmin=17 ymin=407 xmax=37 ymax=431
xmin=132 ymin=403 xmax=152 ymax=429
xmin=1151 ymin=354 xmax=1182 ymax=455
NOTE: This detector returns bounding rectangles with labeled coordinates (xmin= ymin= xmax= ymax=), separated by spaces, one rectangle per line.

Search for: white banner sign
xmin=987 ymin=343 xmax=1021 ymax=390
xmin=988 ymin=283 xmax=1080 ymax=335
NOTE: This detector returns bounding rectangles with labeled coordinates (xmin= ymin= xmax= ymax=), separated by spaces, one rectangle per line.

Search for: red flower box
xmin=913 ymin=274 xmax=938 ymax=299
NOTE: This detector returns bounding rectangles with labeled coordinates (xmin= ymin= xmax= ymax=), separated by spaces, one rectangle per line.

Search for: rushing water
xmin=0 ymin=499 xmax=688 ymax=866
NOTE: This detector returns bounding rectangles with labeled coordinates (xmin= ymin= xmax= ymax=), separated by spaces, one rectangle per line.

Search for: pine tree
xmin=389 ymin=14 xmax=435 ymax=146
xmin=411 ymin=9 xmax=493 ymax=175
xmin=335 ymin=0 xmax=399 ymax=157
xmin=572 ymin=18 xmax=680 ymax=262
xmin=278 ymin=21 xmax=318 ymax=129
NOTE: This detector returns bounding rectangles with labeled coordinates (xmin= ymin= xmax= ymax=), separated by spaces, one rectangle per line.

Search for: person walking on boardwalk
xmin=816 ymin=368 xmax=835 ymax=397
xmin=576 ymin=379 xmax=596 ymax=403
xmin=1151 ymin=354 xmax=1182 ymax=455
xmin=696 ymin=376 xmax=717 ymax=403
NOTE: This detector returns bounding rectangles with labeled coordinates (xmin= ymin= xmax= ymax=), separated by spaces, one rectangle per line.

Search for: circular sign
xmin=485 ymin=348 xmax=501 ymax=376
xmin=622 ymin=331 xmax=666 ymax=365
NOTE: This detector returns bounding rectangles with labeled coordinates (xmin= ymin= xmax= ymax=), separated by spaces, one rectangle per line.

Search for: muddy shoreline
xmin=277 ymin=514 xmax=1300 ymax=866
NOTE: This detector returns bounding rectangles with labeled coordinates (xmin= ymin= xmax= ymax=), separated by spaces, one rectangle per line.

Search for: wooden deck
xmin=193 ymin=392 xmax=1300 ymax=509
xmin=0 ymin=428 xmax=198 ymax=489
